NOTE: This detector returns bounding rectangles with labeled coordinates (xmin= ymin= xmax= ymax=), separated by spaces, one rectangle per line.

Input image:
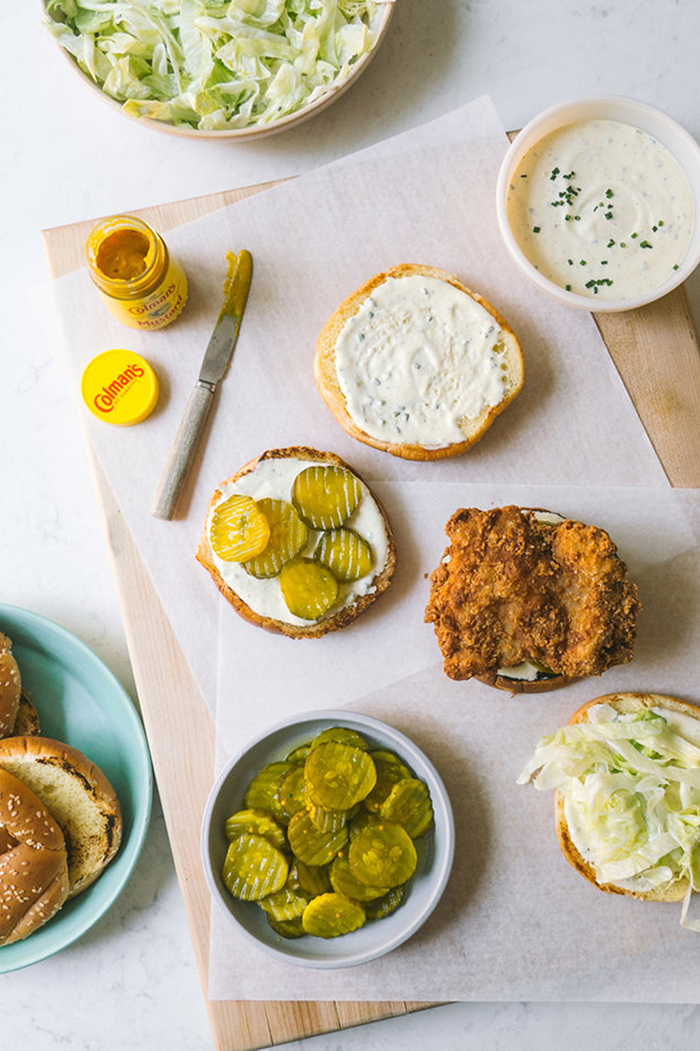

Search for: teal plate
xmin=0 ymin=604 xmax=153 ymax=972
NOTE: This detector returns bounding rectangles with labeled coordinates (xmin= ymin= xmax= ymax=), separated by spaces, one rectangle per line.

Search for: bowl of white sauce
xmin=496 ymin=96 xmax=700 ymax=311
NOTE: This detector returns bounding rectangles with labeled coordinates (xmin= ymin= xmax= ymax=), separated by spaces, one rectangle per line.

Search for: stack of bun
xmin=0 ymin=631 xmax=122 ymax=946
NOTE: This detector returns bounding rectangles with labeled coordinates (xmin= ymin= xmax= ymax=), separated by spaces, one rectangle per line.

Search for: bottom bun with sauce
xmin=519 ymin=692 xmax=700 ymax=929
xmin=197 ymin=447 xmax=396 ymax=639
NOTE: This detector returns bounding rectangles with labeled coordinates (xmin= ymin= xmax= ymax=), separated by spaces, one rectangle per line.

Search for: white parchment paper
xmin=210 ymin=483 xmax=700 ymax=1001
xmin=48 ymin=95 xmax=694 ymax=1003
xmin=50 ymin=95 xmax=667 ymax=711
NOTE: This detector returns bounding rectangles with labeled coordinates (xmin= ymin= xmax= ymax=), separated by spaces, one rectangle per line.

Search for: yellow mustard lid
xmin=81 ymin=349 xmax=159 ymax=426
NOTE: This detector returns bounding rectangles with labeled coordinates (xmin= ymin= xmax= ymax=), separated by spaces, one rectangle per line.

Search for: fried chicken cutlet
xmin=425 ymin=506 xmax=641 ymax=687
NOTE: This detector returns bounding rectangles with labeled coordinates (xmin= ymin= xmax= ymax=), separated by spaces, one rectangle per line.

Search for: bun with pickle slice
xmin=197 ymin=447 xmax=396 ymax=638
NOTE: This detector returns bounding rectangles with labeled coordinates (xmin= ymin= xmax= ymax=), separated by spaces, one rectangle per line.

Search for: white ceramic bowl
xmin=201 ymin=710 xmax=454 ymax=969
xmin=44 ymin=2 xmax=394 ymax=141
xmin=496 ymin=96 xmax=700 ymax=311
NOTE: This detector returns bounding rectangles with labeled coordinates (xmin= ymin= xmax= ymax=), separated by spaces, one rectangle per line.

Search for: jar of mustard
xmin=85 ymin=215 xmax=188 ymax=331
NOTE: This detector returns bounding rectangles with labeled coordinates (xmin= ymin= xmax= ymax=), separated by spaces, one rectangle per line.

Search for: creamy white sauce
xmin=335 ymin=274 xmax=511 ymax=447
xmin=507 ymin=119 xmax=694 ymax=300
xmin=207 ymin=457 xmax=390 ymax=626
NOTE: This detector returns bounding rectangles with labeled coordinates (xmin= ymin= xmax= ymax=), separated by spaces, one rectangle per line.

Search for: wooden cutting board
xmin=42 ymin=178 xmax=700 ymax=1051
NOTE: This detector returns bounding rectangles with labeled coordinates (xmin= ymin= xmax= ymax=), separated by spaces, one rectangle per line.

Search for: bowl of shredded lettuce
xmin=44 ymin=0 xmax=394 ymax=137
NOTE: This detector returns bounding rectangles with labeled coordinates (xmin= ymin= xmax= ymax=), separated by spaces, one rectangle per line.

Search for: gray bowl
xmin=201 ymin=709 xmax=455 ymax=968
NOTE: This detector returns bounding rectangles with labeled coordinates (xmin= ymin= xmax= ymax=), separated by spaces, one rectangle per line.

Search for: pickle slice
xmin=287 ymin=809 xmax=348 ymax=867
xmin=278 ymin=767 xmax=307 ymax=820
xmin=243 ymin=761 xmax=293 ymax=822
xmin=224 ymin=808 xmax=287 ymax=851
xmin=302 ymin=892 xmax=366 ymax=938
xmin=257 ymin=878 xmax=308 ymax=921
xmin=330 ymin=853 xmax=386 ymax=902
xmin=279 ymin=558 xmax=339 ymax=620
xmin=307 ymin=802 xmax=348 ymax=834
xmin=305 ymin=742 xmax=377 ymax=811
xmin=285 ymin=742 xmax=312 ymax=765
xmin=364 ymin=751 xmax=413 ymax=813
xmin=288 ymin=860 xmax=332 ymax=898
xmin=292 ymin=466 xmax=362 ymax=530
xmin=222 ymin=833 xmax=288 ymax=901
xmin=311 ymin=727 xmax=370 ymax=752
xmin=348 ymin=808 xmax=383 ymax=840
xmin=365 ymin=885 xmax=405 ymax=921
xmin=210 ymin=494 xmax=270 ymax=562
xmin=316 ymin=528 xmax=375 ymax=582
xmin=379 ymin=778 xmax=434 ymax=839
xmin=242 ymin=499 xmax=308 ymax=578
xmin=267 ymin=913 xmax=306 ymax=939
xmin=348 ymin=823 xmax=417 ymax=888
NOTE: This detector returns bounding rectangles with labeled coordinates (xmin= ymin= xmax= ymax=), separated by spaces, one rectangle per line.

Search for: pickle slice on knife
xmin=210 ymin=493 xmax=270 ymax=562
xmin=292 ymin=466 xmax=362 ymax=530
xmin=242 ymin=498 xmax=308 ymax=578
xmin=302 ymin=892 xmax=366 ymax=938
xmin=316 ymin=528 xmax=374 ymax=582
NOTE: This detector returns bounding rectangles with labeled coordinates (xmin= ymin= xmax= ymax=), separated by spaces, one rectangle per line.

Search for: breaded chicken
xmin=424 ymin=506 xmax=641 ymax=683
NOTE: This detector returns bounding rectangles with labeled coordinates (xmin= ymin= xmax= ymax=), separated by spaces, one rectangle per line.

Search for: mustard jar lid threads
xmin=85 ymin=215 xmax=188 ymax=331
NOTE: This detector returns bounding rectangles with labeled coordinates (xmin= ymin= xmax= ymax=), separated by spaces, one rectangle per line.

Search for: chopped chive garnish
xmin=604 ymin=212 xmax=613 ymax=220
xmin=640 ymin=240 xmax=653 ymax=249
xmin=631 ymin=232 xmax=638 ymax=239
xmin=533 ymin=226 xmax=541 ymax=233
xmin=605 ymin=188 xmax=614 ymax=199
xmin=607 ymin=239 xmax=616 ymax=248
xmin=565 ymin=284 xmax=572 ymax=291
xmin=580 ymin=260 xmax=587 ymax=265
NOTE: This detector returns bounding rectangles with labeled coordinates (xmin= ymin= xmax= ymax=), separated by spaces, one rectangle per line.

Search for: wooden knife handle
xmin=150 ymin=382 xmax=215 ymax=520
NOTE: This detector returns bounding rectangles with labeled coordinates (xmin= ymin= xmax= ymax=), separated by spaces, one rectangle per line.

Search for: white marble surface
xmin=3 ymin=0 xmax=700 ymax=1046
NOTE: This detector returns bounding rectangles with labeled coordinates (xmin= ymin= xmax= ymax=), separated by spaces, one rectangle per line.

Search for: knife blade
xmin=150 ymin=249 xmax=253 ymax=520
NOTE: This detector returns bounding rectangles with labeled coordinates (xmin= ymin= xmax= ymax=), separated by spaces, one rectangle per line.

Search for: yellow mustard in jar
xmin=85 ymin=215 xmax=188 ymax=331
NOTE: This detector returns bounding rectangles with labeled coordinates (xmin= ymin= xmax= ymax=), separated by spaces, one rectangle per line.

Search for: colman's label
xmin=81 ymin=349 xmax=159 ymax=426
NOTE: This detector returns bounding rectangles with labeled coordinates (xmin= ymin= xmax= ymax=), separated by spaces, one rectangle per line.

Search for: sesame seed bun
xmin=0 ymin=767 xmax=69 ymax=945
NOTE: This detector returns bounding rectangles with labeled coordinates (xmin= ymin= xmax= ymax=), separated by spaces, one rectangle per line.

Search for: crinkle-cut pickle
xmin=279 ymin=558 xmax=339 ymax=620
xmin=316 ymin=527 xmax=374 ymax=582
xmin=292 ymin=465 xmax=362 ymax=530
xmin=267 ymin=913 xmax=306 ymax=939
xmin=380 ymin=778 xmax=434 ymax=839
xmin=365 ymin=885 xmax=405 ymax=921
xmin=222 ymin=833 xmax=288 ymax=901
xmin=210 ymin=493 xmax=270 ymax=562
xmin=287 ymin=808 xmax=348 ymax=867
xmin=278 ymin=766 xmax=307 ymax=819
xmin=330 ymin=852 xmax=386 ymax=902
xmin=311 ymin=727 xmax=370 ymax=752
xmin=302 ymin=892 xmax=366 ymax=938
xmin=364 ymin=751 xmax=413 ymax=813
xmin=289 ymin=860 xmax=332 ymax=899
xmin=348 ymin=823 xmax=417 ymax=888
xmin=307 ymin=801 xmax=349 ymax=834
xmin=243 ymin=761 xmax=293 ymax=821
xmin=305 ymin=741 xmax=377 ymax=810
xmin=257 ymin=878 xmax=308 ymax=921
xmin=242 ymin=498 xmax=308 ymax=579
xmin=224 ymin=808 xmax=287 ymax=851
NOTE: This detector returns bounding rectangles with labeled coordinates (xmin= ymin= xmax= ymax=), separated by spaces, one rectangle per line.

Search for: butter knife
xmin=150 ymin=249 xmax=253 ymax=520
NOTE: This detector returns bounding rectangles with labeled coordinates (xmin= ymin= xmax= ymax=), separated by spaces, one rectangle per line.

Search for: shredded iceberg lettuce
xmin=45 ymin=0 xmax=385 ymax=130
xmin=518 ymin=702 xmax=700 ymax=931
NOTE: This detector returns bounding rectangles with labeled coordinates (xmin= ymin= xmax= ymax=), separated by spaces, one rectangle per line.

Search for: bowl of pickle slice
xmin=201 ymin=710 xmax=455 ymax=968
